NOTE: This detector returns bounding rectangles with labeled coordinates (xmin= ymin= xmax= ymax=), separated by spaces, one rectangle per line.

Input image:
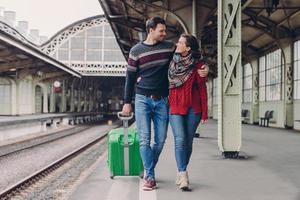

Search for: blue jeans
xmin=135 ymin=94 xmax=169 ymax=181
xmin=169 ymin=108 xmax=201 ymax=172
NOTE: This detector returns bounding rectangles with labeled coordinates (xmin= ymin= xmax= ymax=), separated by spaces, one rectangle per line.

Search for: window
xmin=60 ymin=41 xmax=69 ymax=49
xmin=87 ymin=50 xmax=102 ymax=61
xmin=71 ymin=50 xmax=84 ymax=60
xmin=104 ymin=38 xmax=120 ymax=50
xmin=259 ymin=49 xmax=282 ymax=101
xmin=58 ymin=50 xmax=69 ymax=61
xmin=242 ymin=63 xmax=252 ymax=102
xmin=103 ymin=51 xmax=125 ymax=62
xmin=259 ymin=56 xmax=266 ymax=101
xmin=71 ymin=37 xmax=84 ymax=49
xmin=104 ymin=25 xmax=114 ymax=37
xmin=294 ymin=40 xmax=300 ymax=99
xmin=87 ymin=38 xmax=102 ymax=49
xmin=52 ymin=24 xmax=126 ymax=67
xmin=87 ymin=26 xmax=102 ymax=37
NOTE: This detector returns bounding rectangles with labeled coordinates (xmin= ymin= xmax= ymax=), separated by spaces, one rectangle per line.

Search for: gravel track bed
xmin=10 ymin=137 xmax=108 ymax=200
xmin=0 ymin=123 xmax=117 ymax=193
xmin=0 ymin=126 xmax=87 ymax=157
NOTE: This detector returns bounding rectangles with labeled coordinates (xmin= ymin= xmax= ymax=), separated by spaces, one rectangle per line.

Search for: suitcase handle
xmin=118 ymin=134 xmax=134 ymax=146
xmin=117 ymin=112 xmax=134 ymax=121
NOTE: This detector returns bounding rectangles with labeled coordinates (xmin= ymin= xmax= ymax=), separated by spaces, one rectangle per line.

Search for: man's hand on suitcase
xmin=122 ymin=104 xmax=132 ymax=116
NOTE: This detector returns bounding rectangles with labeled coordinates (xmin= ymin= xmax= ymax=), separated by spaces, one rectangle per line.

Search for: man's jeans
xmin=135 ymin=94 xmax=169 ymax=181
xmin=169 ymin=108 xmax=201 ymax=172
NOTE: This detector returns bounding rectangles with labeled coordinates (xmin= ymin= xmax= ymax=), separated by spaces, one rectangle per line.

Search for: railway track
xmin=0 ymin=121 xmax=122 ymax=200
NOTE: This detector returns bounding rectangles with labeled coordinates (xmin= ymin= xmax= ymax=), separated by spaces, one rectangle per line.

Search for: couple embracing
xmin=122 ymin=16 xmax=208 ymax=191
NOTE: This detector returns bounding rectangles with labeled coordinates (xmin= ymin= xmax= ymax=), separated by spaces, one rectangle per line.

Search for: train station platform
xmin=69 ymin=120 xmax=300 ymax=200
xmin=0 ymin=112 xmax=103 ymax=142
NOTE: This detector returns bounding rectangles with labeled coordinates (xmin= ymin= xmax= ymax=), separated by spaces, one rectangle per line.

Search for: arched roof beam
xmin=109 ymin=15 xmax=179 ymax=36
xmin=277 ymin=8 xmax=300 ymax=27
xmin=122 ymin=1 xmax=145 ymax=16
xmin=109 ymin=16 xmax=145 ymax=31
xmin=243 ymin=9 xmax=293 ymax=38
xmin=135 ymin=0 xmax=189 ymax=34
xmin=243 ymin=23 xmax=276 ymax=39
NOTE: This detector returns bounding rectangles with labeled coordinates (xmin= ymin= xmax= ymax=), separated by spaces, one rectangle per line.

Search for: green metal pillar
xmin=251 ymin=59 xmax=259 ymax=124
xmin=217 ymin=0 xmax=242 ymax=158
xmin=283 ymin=44 xmax=294 ymax=128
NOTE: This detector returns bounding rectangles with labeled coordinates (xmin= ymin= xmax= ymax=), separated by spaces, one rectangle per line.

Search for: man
xmin=122 ymin=16 xmax=208 ymax=191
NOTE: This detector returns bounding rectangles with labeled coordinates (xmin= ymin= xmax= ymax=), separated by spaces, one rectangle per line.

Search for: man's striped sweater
xmin=124 ymin=41 xmax=175 ymax=103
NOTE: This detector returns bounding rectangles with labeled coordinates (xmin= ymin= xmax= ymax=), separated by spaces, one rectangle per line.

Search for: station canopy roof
xmin=0 ymin=21 xmax=81 ymax=78
xmin=99 ymin=0 xmax=300 ymax=77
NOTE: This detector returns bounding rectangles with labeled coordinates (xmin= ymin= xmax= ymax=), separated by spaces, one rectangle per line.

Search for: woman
xmin=168 ymin=34 xmax=208 ymax=191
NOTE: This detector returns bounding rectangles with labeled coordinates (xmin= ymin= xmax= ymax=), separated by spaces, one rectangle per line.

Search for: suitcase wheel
xmin=139 ymin=172 xmax=144 ymax=179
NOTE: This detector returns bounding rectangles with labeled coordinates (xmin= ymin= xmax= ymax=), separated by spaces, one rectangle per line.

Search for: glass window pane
xmin=58 ymin=50 xmax=69 ymax=60
xmin=71 ymin=50 xmax=84 ymax=60
xmin=71 ymin=37 xmax=84 ymax=49
xmin=259 ymin=86 xmax=265 ymax=101
xmin=87 ymin=50 xmax=101 ymax=61
xmin=294 ymin=41 xmax=300 ymax=99
xmin=259 ymin=56 xmax=265 ymax=72
xmin=87 ymin=38 xmax=102 ymax=49
xmin=103 ymin=50 xmax=125 ymax=62
xmin=104 ymin=38 xmax=120 ymax=50
xmin=87 ymin=26 xmax=102 ymax=37
xmin=104 ymin=25 xmax=114 ymax=37
xmin=259 ymin=71 xmax=265 ymax=86
xmin=60 ymin=41 xmax=69 ymax=49
xmin=297 ymin=41 xmax=300 ymax=60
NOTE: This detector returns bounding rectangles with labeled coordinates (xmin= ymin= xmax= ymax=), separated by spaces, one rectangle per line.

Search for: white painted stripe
xmin=139 ymin=48 xmax=174 ymax=58
xmin=139 ymin=179 xmax=157 ymax=200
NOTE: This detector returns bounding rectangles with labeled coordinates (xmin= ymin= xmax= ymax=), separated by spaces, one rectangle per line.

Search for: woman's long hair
xmin=180 ymin=34 xmax=202 ymax=60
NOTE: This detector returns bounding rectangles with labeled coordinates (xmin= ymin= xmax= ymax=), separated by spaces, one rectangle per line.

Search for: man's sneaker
xmin=142 ymin=179 xmax=157 ymax=191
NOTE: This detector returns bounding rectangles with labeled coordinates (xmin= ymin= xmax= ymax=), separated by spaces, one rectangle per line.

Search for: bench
xmin=260 ymin=110 xmax=274 ymax=127
xmin=241 ymin=109 xmax=250 ymax=124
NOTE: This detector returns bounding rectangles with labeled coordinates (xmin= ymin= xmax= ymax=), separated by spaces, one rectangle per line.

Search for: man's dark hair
xmin=145 ymin=16 xmax=166 ymax=33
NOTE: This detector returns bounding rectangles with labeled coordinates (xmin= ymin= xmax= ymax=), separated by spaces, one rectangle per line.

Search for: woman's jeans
xmin=135 ymin=94 xmax=169 ymax=181
xmin=169 ymin=108 xmax=201 ymax=172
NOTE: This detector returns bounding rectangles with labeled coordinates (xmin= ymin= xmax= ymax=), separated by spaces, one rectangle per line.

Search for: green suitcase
xmin=107 ymin=112 xmax=143 ymax=178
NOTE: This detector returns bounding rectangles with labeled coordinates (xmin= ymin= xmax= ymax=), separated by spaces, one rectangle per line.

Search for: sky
xmin=0 ymin=0 xmax=103 ymax=37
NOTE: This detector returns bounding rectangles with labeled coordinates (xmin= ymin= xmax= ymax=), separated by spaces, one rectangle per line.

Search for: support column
xmin=77 ymin=79 xmax=83 ymax=112
xmin=192 ymin=0 xmax=197 ymax=36
xmin=43 ymin=85 xmax=48 ymax=113
xmin=11 ymin=79 xmax=18 ymax=115
xmin=61 ymin=80 xmax=67 ymax=112
xmin=70 ymin=79 xmax=76 ymax=112
xmin=217 ymin=0 xmax=242 ymax=158
xmin=251 ymin=59 xmax=259 ymax=124
xmin=282 ymin=44 xmax=294 ymax=128
xmin=89 ymin=86 xmax=94 ymax=112
xmin=77 ymin=89 xmax=82 ymax=112
xmin=83 ymin=82 xmax=89 ymax=112
xmin=50 ymin=83 xmax=56 ymax=113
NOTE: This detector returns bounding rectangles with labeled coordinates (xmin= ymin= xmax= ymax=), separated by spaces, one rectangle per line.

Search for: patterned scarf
xmin=168 ymin=53 xmax=195 ymax=88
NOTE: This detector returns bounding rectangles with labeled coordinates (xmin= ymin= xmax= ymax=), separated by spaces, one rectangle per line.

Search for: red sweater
xmin=169 ymin=62 xmax=208 ymax=120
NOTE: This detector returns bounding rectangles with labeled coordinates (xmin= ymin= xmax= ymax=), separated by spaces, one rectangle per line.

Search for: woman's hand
xmin=198 ymin=65 xmax=209 ymax=77
xmin=200 ymin=119 xmax=207 ymax=124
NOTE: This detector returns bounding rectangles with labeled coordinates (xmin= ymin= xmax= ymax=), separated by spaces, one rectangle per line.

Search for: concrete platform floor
xmin=70 ymin=120 xmax=300 ymax=200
